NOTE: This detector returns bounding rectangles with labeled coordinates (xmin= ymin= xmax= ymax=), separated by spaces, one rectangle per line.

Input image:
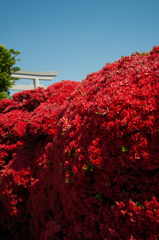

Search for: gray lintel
xmin=11 ymin=70 xmax=59 ymax=80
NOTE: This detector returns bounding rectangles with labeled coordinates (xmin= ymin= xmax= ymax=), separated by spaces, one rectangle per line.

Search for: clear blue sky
xmin=1 ymin=0 xmax=159 ymax=96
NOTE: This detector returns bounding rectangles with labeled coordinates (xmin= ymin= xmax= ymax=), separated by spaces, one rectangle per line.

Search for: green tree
xmin=0 ymin=45 xmax=21 ymax=100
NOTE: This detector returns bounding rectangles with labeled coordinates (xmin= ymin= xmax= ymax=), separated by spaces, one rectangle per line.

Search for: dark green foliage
xmin=0 ymin=45 xmax=21 ymax=100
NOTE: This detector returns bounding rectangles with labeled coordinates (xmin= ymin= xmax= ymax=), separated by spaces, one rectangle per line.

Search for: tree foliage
xmin=0 ymin=45 xmax=21 ymax=100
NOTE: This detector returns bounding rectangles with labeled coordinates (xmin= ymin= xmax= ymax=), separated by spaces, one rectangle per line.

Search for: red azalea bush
xmin=0 ymin=46 xmax=159 ymax=239
xmin=0 ymin=80 xmax=79 ymax=239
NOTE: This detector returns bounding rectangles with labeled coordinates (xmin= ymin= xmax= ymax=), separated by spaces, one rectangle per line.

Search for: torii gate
xmin=10 ymin=70 xmax=58 ymax=90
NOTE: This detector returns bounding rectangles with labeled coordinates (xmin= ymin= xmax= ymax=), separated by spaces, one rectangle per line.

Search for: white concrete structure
xmin=10 ymin=70 xmax=58 ymax=90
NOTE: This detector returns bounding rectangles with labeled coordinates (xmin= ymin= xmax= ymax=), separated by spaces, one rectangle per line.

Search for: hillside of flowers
xmin=0 ymin=46 xmax=159 ymax=240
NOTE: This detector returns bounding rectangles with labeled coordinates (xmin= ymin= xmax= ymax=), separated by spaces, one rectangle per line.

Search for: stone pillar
xmin=34 ymin=78 xmax=39 ymax=89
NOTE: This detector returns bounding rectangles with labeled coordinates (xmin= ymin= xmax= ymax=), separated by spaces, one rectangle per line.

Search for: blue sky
xmin=1 ymin=0 xmax=159 ymax=96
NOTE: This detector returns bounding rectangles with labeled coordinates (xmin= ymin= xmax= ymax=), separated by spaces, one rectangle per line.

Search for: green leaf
xmin=103 ymin=110 xmax=107 ymax=115
xmin=90 ymin=165 xmax=95 ymax=172
xmin=141 ymin=52 xmax=147 ymax=56
xmin=68 ymin=150 xmax=71 ymax=156
xmin=122 ymin=146 xmax=128 ymax=152
xmin=95 ymin=193 xmax=103 ymax=201
xmin=65 ymin=178 xmax=71 ymax=184
xmin=83 ymin=165 xmax=88 ymax=170
xmin=47 ymin=160 xmax=50 ymax=165
xmin=86 ymin=161 xmax=90 ymax=166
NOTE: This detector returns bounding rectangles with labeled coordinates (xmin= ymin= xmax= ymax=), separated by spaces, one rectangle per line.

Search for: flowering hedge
xmin=0 ymin=46 xmax=159 ymax=239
